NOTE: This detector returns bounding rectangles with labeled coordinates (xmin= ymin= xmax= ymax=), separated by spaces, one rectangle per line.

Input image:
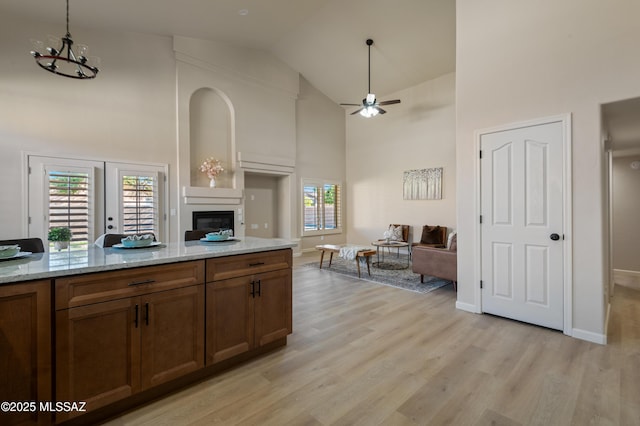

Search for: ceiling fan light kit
xmin=30 ymin=0 xmax=99 ymax=79
xmin=340 ymin=38 xmax=400 ymax=118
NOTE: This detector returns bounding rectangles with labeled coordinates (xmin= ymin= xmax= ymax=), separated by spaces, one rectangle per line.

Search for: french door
xmin=28 ymin=156 xmax=165 ymax=249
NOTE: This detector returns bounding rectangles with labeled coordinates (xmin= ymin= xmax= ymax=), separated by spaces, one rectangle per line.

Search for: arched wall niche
xmin=189 ymin=87 xmax=236 ymax=188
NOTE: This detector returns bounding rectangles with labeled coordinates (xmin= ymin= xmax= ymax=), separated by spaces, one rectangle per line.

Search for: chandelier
xmin=30 ymin=0 xmax=99 ymax=79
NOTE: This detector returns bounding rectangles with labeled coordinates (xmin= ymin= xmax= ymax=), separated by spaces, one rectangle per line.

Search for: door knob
xmin=550 ymin=233 xmax=560 ymax=241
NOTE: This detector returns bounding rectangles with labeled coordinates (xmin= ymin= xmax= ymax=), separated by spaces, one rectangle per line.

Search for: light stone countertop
xmin=0 ymin=237 xmax=297 ymax=285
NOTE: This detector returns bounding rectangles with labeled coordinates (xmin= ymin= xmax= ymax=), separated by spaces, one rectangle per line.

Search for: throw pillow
xmin=448 ymin=234 xmax=458 ymax=251
xmin=446 ymin=231 xmax=457 ymax=249
xmin=420 ymin=225 xmax=442 ymax=244
xmin=388 ymin=225 xmax=403 ymax=241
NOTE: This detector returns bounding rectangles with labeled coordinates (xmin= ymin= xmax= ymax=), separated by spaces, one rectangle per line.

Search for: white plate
xmin=0 ymin=251 xmax=32 ymax=261
xmin=112 ymin=242 xmax=162 ymax=249
xmin=199 ymin=237 xmax=238 ymax=243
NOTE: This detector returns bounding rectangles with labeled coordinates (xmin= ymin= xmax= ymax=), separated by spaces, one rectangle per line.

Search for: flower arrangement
xmin=199 ymin=157 xmax=224 ymax=180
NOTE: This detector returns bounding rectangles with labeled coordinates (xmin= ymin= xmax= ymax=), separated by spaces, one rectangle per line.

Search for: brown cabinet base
xmin=57 ymin=338 xmax=287 ymax=426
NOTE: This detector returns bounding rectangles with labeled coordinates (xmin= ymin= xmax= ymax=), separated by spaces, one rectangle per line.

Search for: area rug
xmin=301 ymin=255 xmax=452 ymax=294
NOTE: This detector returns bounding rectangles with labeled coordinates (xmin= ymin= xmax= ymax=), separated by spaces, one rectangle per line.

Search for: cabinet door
xmin=0 ymin=280 xmax=51 ymax=426
xmin=206 ymin=277 xmax=255 ymax=364
xmin=140 ymin=285 xmax=204 ymax=389
xmin=56 ymin=298 xmax=141 ymax=421
xmin=254 ymin=269 xmax=292 ymax=347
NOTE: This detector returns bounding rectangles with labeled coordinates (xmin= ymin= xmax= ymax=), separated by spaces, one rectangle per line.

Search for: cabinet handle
xmin=256 ymin=279 xmax=261 ymax=296
xmin=249 ymin=262 xmax=265 ymax=267
xmin=250 ymin=281 xmax=255 ymax=298
xmin=145 ymin=303 xmax=149 ymax=326
xmin=128 ymin=279 xmax=156 ymax=286
xmin=134 ymin=304 xmax=139 ymax=328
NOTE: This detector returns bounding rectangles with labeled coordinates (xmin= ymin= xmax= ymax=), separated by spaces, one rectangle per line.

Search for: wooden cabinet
xmin=206 ymin=250 xmax=292 ymax=364
xmin=0 ymin=280 xmax=52 ymax=426
xmin=55 ymin=261 xmax=204 ymax=421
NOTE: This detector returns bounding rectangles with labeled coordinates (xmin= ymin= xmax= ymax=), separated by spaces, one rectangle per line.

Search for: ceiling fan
xmin=340 ymin=38 xmax=401 ymax=117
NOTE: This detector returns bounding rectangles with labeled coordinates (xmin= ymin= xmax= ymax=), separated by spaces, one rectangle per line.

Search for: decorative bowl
xmin=205 ymin=233 xmax=230 ymax=241
xmin=121 ymin=236 xmax=153 ymax=248
xmin=0 ymin=244 xmax=20 ymax=258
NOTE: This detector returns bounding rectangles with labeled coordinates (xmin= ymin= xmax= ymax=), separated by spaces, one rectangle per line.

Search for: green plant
xmin=48 ymin=227 xmax=72 ymax=242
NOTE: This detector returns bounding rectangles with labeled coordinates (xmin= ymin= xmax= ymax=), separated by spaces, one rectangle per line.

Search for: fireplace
xmin=192 ymin=210 xmax=234 ymax=233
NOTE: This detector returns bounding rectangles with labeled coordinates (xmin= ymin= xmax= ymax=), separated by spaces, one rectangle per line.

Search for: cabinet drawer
xmin=55 ymin=261 xmax=205 ymax=310
xmin=206 ymin=249 xmax=291 ymax=282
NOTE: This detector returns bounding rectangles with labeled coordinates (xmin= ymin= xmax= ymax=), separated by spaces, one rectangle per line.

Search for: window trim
xmin=301 ymin=178 xmax=343 ymax=237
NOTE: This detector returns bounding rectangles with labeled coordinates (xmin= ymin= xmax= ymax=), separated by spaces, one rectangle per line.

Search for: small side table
xmin=371 ymin=241 xmax=410 ymax=268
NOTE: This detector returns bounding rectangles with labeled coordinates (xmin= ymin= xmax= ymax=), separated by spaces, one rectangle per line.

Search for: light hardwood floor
xmin=105 ymin=253 xmax=640 ymax=425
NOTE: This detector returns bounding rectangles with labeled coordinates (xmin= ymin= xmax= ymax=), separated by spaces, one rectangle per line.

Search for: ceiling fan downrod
xmin=366 ymin=38 xmax=373 ymax=95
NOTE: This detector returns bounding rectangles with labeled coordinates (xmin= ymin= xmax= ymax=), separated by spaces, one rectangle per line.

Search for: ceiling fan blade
xmin=350 ymin=108 xmax=364 ymax=115
xmin=340 ymin=103 xmax=361 ymax=106
xmin=377 ymin=107 xmax=387 ymax=114
xmin=378 ymin=99 xmax=401 ymax=106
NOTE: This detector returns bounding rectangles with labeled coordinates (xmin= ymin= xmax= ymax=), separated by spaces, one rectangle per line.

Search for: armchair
xmin=378 ymin=224 xmax=411 ymax=256
xmin=411 ymin=233 xmax=457 ymax=290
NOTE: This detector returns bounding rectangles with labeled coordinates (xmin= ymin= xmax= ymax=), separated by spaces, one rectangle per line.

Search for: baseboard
xmin=613 ymin=269 xmax=640 ymax=290
xmin=604 ymin=302 xmax=611 ymax=337
xmin=455 ymin=301 xmax=479 ymax=313
xmin=614 ymin=268 xmax=640 ymax=277
xmin=572 ymin=328 xmax=607 ymax=345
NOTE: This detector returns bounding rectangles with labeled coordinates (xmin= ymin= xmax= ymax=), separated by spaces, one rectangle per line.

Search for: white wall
xmin=612 ymin=156 xmax=640 ymax=272
xmin=296 ymin=77 xmax=347 ymax=251
xmin=0 ymin=14 xmax=177 ymax=239
xmin=173 ymin=36 xmax=300 ymax=242
xmin=244 ymin=173 xmax=280 ymax=239
xmin=456 ymin=0 xmax=640 ymax=340
xmin=346 ymin=73 xmax=456 ymax=246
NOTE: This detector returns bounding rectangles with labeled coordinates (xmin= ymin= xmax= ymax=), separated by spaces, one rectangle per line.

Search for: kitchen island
xmin=0 ymin=237 xmax=295 ymax=425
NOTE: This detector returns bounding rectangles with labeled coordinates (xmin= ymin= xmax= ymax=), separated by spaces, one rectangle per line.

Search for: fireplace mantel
xmin=182 ymin=186 xmax=243 ymax=205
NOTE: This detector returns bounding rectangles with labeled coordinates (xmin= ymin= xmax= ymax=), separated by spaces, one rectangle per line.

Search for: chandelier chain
xmin=66 ymin=0 xmax=70 ymax=36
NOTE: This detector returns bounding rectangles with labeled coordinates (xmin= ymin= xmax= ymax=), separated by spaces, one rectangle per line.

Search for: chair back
xmin=184 ymin=229 xmax=211 ymax=241
xmin=419 ymin=225 xmax=447 ymax=245
xmin=0 ymin=238 xmax=45 ymax=253
xmin=103 ymin=233 xmax=156 ymax=247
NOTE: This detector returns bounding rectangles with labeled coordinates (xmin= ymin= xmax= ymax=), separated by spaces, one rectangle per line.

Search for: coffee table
xmin=315 ymin=244 xmax=377 ymax=278
xmin=371 ymin=241 xmax=410 ymax=268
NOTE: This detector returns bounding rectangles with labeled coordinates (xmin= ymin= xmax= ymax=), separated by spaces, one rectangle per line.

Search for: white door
xmin=105 ymin=162 xmax=165 ymax=241
xmin=480 ymin=121 xmax=564 ymax=330
xmin=28 ymin=156 xmax=104 ymax=249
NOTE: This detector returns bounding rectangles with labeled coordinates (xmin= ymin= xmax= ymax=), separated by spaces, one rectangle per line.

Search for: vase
xmin=209 ymin=177 xmax=216 ymax=188
xmin=54 ymin=241 xmax=69 ymax=251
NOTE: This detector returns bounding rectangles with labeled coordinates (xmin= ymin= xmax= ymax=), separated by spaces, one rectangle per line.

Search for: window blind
xmin=48 ymin=170 xmax=90 ymax=244
xmin=121 ymin=175 xmax=158 ymax=235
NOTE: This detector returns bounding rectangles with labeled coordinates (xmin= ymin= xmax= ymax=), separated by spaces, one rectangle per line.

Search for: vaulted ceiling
xmin=0 ymin=0 xmax=456 ymax=105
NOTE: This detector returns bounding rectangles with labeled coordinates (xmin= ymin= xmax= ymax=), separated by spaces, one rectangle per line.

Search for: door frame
xmin=474 ymin=114 xmax=573 ymax=335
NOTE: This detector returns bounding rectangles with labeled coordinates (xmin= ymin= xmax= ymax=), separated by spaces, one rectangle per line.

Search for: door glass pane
xmin=48 ymin=170 xmax=91 ymax=250
xmin=122 ymin=175 xmax=158 ymax=235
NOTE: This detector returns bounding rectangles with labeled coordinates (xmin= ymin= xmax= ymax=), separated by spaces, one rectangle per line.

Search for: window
xmin=302 ymin=179 xmax=342 ymax=236
xmin=121 ymin=174 xmax=158 ymax=235
xmin=48 ymin=170 xmax=91 ymax=247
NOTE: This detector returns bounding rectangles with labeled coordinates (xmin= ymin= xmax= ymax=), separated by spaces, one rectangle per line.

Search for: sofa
xmin=411 ymin=233 xmax=457 ymax=290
